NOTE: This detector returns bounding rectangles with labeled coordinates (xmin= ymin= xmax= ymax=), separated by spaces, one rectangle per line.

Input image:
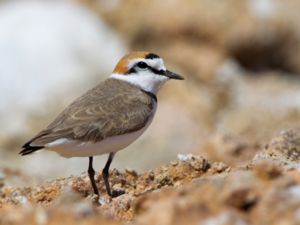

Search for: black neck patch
xmin=145 ymin=53 xmax=160 ymax=59
xmin=141 ymin=89 xmax=157 ymax=102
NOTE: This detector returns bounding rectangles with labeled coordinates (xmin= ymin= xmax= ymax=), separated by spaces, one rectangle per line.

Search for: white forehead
xmin=128 ymin=58 xmax=166 ymax=70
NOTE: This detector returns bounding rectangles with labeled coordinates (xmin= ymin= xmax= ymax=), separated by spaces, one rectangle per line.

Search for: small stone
xmin=98 ymin=197 xmax=109 ymax=205
xmin=156 ymin=174 xmax=172 ymax=187
xmin=170 ymin=161 xmax=178 ymax=166
xmin=190 ymin=157 xmax=209 ymax=172
xmin=177 ymin=153 xmax=194 ymax=161
xmin=211 ymin=162 xmax=229 ymax=173
xmin=125 ymin=169 xmax=138 ymax=177
xmin=148 ymin=171 xmax=155 ymax=181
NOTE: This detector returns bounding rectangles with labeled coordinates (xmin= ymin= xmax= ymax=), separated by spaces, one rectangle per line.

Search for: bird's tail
xmin=19 ymin=142 xmax=44 ymax=156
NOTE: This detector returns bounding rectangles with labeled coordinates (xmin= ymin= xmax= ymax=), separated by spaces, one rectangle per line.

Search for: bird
xmin=20 ymin=51 xmax=184 ymax=198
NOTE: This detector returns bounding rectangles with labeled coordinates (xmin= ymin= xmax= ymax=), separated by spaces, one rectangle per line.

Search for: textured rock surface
xmin=254 ymin=129 xmax=300 ymax=169
xmin=2 ymin=142 xmax=300 ymax=225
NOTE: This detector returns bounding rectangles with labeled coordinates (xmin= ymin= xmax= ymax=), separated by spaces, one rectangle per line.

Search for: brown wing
xmin=21 ymin=78 xmax=154 ymax=152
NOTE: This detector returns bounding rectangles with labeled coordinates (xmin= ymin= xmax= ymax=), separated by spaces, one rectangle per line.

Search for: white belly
xmin=45 ymin=108 xmax=156 ymax=158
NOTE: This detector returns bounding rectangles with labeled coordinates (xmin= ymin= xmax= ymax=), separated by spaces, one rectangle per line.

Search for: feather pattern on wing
xmin=22 ymin=78 xmax=154 ymax=150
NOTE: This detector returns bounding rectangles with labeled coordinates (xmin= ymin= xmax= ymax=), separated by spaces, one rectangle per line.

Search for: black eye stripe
xmin=126 ymin=62 xmax=165 ymax=75
xmin=138 ymin=63 xmax=164 ymax=75
xmin=149 ymin=67 xmax=164 ymax=75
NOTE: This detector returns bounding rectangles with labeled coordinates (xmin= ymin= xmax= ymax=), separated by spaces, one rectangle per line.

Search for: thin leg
xmin=102 ymin=153 xmax=115 ymax=196
xmin=88 ymin=156 xmax=99 ymax=196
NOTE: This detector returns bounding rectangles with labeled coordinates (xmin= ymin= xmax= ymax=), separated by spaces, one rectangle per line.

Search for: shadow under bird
xmin=20 ymin=51 xmax=184 ymax=197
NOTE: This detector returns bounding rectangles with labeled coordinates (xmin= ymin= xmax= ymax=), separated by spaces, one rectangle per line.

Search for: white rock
xmin=177 ymin=153 xmax=194 ymax=161
xmin=0 ymin=0 xmax=126 ymax=136
xmin=248 ymin=0 xmax=277 ymax=19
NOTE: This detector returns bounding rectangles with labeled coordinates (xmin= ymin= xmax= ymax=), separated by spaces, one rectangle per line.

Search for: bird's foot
xmin=89 ymin=194 xmax=101 ymax=205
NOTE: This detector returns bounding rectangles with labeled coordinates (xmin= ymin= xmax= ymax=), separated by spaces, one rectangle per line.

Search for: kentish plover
xmin=20 ymin=51 xmax=184 ymax=197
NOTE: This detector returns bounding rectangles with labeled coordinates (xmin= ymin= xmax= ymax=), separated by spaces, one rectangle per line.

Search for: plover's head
xmin=111 ymin=51 xmax=184 ymax=93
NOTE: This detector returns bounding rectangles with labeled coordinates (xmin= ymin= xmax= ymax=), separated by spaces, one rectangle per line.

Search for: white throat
xmin=110 ymin=72 xmax=168 ymax=94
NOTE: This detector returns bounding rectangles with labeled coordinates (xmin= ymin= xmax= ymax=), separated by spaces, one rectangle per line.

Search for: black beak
xmin=164 ymin=70 xmax=184 ymax=80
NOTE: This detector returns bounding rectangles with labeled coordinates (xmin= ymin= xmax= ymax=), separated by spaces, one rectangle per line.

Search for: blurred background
xmin=1 ymin=0 xmax=300 ymax=181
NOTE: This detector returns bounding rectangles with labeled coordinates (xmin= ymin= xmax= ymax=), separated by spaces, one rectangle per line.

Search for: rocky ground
xmin=1 ymin=129 xmax=300 ymax=225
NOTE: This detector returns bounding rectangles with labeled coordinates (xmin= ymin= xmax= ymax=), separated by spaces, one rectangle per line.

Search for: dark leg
xmin=102 ymin=153 xmax=115 ymax=197
xmin=102 ymin=153 xmax=125 ymax=197
xmin=88 ymin=156 xmax=99 ymax=196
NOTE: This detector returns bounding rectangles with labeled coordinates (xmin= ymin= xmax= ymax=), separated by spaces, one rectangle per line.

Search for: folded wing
xmin=20 ymin=79 xmax=154 ymax=155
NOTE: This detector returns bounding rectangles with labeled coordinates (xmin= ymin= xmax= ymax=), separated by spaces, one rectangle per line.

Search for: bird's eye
xmin=136 ymin=62 xmax=148 ymax=69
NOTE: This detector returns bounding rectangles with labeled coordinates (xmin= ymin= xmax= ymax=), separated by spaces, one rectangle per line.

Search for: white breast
xmin=45 ymin=103 xmax=157 ymax=158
